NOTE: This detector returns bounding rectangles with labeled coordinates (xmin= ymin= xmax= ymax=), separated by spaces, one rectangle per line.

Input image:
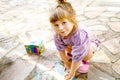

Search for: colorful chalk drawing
xmin=36 ymin=71 xmax=41 ymax=80
xmin=54 ymin=62 xmax=67 ymax=74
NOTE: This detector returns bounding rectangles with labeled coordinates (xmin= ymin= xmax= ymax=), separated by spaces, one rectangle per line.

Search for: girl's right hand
xmin=64 ymin=72 xmax=75 ymax=80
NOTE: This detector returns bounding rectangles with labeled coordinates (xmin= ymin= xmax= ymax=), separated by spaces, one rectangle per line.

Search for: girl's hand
xmin=64 ymin=72 xmax=75 ymax=80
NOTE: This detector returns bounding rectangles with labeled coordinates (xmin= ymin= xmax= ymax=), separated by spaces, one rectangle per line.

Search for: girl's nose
xmin=59 ymin=24 xmax=64 ymax=30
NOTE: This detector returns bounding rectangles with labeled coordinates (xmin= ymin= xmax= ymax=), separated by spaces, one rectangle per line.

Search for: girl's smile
xmin=53 ymin=19 xmax=74 ymax=37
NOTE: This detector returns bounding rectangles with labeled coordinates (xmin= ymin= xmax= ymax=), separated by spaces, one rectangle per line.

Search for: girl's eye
xmin=62 ymin=21 xmax=66 ymax=25
xmin=54 ymin=24 xmax=59 ymax=28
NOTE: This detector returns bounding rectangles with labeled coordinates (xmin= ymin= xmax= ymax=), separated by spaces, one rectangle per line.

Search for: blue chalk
xmin=36 ymin=71 xmax=41 ymax=80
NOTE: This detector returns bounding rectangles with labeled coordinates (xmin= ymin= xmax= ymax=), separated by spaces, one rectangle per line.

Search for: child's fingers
xmin=64 ymin=74 xmax=74 ymax=80
xmin=65 ymin=76 xmax=73 ymax=80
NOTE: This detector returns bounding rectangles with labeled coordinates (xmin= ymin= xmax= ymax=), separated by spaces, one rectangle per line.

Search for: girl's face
xmin=52 ymin=19 xmax=74 ymax=37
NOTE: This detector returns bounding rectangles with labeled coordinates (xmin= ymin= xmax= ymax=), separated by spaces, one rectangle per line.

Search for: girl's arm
xmin=70 ymin=61 xmax=80 ymax=75
xmin=65 ymin=61 xmax=80 ymax=80
xmin=59 ymin=50 xmax=71 ymax=70
xmin=64 ymin=61 xmax=80 ymax=80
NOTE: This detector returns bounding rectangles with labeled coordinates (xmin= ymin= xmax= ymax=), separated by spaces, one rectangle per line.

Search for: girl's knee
xmin=83 ymin=47 xmax=94 ymax=61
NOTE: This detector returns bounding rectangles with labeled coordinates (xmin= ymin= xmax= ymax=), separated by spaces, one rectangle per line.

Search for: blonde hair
xmin=49 ymin=0 xmax=78 ymax=35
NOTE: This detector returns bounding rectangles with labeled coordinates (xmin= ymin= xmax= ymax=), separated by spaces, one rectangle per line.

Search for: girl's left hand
xmin=64 ymin=72 xmax=75 ymax=80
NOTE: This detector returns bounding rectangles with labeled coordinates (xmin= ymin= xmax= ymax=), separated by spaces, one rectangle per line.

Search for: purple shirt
xmin=54 ymin=24 xmax=101 ymax=62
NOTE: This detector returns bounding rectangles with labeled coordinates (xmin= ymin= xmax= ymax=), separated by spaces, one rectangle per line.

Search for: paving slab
xmin=0 ymin=59 xmax=36 ymax=80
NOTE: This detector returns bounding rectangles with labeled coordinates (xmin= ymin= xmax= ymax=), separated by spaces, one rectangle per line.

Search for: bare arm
xmin=59 ymin=50 xmax=71 ymax=70
xmin=64 ymin=61 xmax=80 ymax=80
xmin=70 ymin=61 xmax=80 ymax=75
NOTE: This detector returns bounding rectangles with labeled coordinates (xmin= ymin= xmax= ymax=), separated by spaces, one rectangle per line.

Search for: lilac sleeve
xmin=54 ymin=35 xmax=66 ymax=51
xmin=71 ymin=30 xmax=91 ymax=62
xmin=81 ymin=24 xmax=101 ymax=47
xmin=91 ymin=34 xmax=101 ymax=47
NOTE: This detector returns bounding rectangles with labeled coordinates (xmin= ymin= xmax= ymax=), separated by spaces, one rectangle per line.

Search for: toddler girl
xmin=49 ymin=0 xmax=101 ymax=80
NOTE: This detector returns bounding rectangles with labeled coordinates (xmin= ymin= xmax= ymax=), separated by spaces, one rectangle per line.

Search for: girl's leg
xmin=60 ymin=52 xmax=71 ymax=70
xmin=77 ymin=47 xmax=94 ymax=73
xmin=83 ymin=47 xmax=94 ymax=61
xmin=64 ymin=45 xmax=72 ymax=70
xmin=65 ymin=45 xmax=95 ymax=73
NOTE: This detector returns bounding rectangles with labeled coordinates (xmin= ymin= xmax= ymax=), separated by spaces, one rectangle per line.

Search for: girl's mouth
xmin=61 ymin=31 xmax=65 ymax=34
